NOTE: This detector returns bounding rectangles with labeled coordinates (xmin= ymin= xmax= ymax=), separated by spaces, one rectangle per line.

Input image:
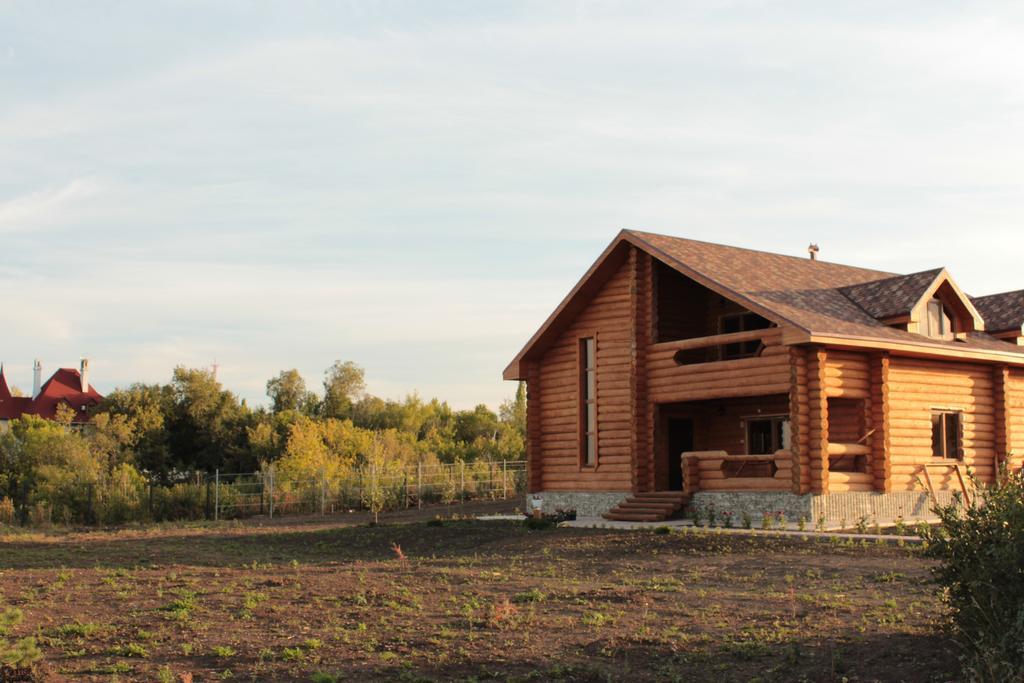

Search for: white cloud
xmin=2 ymin=2 xmax=1024 ymax=407
xmin=0 ymin=178 xmax=105 ymax=231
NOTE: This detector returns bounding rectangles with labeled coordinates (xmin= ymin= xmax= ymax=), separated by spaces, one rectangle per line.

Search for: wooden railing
xmin=682 ymin=450 xmax=793 ymax=496
xmin=647 ymin=329 xmax=790 ymax=403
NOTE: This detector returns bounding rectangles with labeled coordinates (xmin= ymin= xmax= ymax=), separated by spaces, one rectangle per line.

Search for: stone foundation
xmin=529 ymin=489 xmax=958 ymax=525
xmin=690 ymin=490 xmax=958 ymax=526
xmin=526 ymin=491 xmax=629 ymax=517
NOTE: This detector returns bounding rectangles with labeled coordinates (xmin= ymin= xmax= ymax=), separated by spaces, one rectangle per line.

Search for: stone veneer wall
xmin=528 ymin=489 xmax=960 ymax=524
xmin=690 ymin=490 xmax=958 ymax=525
xmin=526 ymin=491 xmax=630 ymax=517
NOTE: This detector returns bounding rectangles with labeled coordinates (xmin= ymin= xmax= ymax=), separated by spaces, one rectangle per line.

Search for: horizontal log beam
xmin=649 ymin=328 xmax=780 ymax=354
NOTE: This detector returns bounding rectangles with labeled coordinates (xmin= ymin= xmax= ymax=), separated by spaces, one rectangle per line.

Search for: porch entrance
xmin=666 ymin=418 xmax=693 ymax=491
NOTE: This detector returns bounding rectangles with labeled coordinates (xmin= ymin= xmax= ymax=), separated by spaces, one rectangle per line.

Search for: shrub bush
xmin=924 ymin=468 xmax=1024 ymax=681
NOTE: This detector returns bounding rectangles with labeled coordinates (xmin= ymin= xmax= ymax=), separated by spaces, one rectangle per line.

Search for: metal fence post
xmin=268 ymin=466 xmax=275 ymax=519
xmin=417 ymin=461 xmax=422 ymax=509
xmin=320 ymin=470 xmax=326 ymax=517
xmin=459 ymin=460 xmax=465 ymax=506
xmin=502 ymin=459 xmax=508 ymax=499
xmin=214 ymin=469 xmax=220 ymax=522
xmin=205 ymin=475 xmax=212 ymax=520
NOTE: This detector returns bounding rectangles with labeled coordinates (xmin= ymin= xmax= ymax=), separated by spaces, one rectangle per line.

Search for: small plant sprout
xmin=816 ymin=515 xmax=827 ymax=533
xmin=391 ymin=543 xmax=407 ymax=564
xmin=741 ymin=511 xmax=753 ymax=529
xmin=722 ymin=511 xmax=734 ymax=529
xmin=761 ymin=512 xmax=772 ymax=530
xmin=774 ymin=511 xmax=786 ymax=530
xmin=798 ymin=515 xmax=807 ymax=532
xmin=706 ymin=504 xmax=717 ymax=528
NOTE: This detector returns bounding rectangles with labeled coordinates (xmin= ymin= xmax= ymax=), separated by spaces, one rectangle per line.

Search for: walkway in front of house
xmin=561 ymin=516 xmax=925 ymax=544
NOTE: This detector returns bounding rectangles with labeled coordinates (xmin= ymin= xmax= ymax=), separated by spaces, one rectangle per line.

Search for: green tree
xmin=95 ymin=383 xmax=172 ymax=477
xmin=266 ymin=369 xmax=318 ymax=414
xmin=166 ymin=367 xmax=252 ymax=472
xmin=500 ymin=382 xmax=527 ymax=439
xmin=322 ymin=361 xmax=366 ymax=420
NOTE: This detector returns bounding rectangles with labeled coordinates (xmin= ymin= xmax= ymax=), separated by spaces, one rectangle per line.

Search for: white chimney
xmin=32 ymin=359 xmax=42 ymax=399
xmin=80 ymin=358 xmax=90 ymax=393
xmin=808 ymin=243 xmax=820 ymax=261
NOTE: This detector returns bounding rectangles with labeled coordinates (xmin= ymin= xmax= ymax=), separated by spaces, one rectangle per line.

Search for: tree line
xmin=0 ymin=361 xmax=525 ymax=524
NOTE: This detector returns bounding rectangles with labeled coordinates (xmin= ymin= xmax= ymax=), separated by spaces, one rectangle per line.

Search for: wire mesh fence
xmin=1 ymin=460 xmax=527 ymax=527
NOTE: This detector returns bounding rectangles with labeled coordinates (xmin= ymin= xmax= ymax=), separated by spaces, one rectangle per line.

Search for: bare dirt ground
xmin=0 ymin=504 xmax=958 ymax=682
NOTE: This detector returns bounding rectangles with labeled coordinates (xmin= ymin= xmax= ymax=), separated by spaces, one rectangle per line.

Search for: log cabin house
xmin=504 ymin=231 xmax=1024 ymax=523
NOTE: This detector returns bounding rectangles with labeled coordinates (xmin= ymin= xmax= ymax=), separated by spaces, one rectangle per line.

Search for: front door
xmin=667 ymin=418 xmax=694 ymax=491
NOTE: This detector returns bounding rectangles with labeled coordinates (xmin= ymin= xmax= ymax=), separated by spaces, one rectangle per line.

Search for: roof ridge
xmin=839 ymin=267 xmax=945 ymax=290
xmin=624 ymin=229 xmax=900 ymax=278
xmin=973 ymin=287 xmax=1024 ymax=300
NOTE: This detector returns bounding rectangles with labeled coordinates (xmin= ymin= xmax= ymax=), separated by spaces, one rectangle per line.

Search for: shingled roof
xmin=838 ymin=269 xmax=944 ymax=321
xmin=972 ymin=289 xmax=1024 ymax=334
xmin=505 ymin=230 xmax=1024 ymax=379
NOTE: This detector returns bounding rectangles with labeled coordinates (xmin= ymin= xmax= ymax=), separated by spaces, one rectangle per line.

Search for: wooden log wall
xmin=790 ymin=348 xmax=811 ymax=493
xmin=887 ymin=357 xmax=998 ymax=490
xmin=535 ymin=248 xmax=635 ymax=491
xmin=646 ymin=328 xmax=790 ymax=404
xmin=683 ymin=451 xmax=793 ymax=492
xmin=827 ymin=398 xmax=863 ymax=444
xmin=525 ymin=362 xmax=543 ymax=493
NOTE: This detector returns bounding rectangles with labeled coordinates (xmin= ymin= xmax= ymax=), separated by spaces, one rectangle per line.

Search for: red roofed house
xmin=0 ymin=359 xmax=103 ymax=430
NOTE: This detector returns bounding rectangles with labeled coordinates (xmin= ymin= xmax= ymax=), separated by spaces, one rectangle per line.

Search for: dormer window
xmin=926 ymin=299 xmax=954 ymax=340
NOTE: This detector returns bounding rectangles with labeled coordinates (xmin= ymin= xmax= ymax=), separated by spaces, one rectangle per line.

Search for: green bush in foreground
xmin=0 ymin=606 xmax=42 ymax=668
xmin=924 ymin=468 xmax=1024 ymax=682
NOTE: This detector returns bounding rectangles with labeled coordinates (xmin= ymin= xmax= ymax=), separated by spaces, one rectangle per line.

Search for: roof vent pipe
xmin=32 ymin=359 xmax=42 ymax=399
xmin=808 ymin=244 xmax=820 ymax=261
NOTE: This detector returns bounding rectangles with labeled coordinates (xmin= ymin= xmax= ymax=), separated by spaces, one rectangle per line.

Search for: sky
xmin=2 ymin=1 xmax=1024 ymax=409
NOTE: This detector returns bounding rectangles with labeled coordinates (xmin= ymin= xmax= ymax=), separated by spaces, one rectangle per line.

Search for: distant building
xmin=0 ymin=359 xmax=103 ymax=429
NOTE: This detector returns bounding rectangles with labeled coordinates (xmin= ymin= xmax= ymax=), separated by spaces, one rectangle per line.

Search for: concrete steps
xmin=602 ymin=491 xmax=689 ymax=522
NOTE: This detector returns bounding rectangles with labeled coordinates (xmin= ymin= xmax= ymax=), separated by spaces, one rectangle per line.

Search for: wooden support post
xmin=320 ymin=470 xmax=326 ymax=516
xmin=214 ymin=469 xmax=220 ymax=522
xmin=808 ymin=347 xmax=830 ymax=495
xmin=630 ymin=247 xmax=654 ymax=492
xmin=788 ymin=347 xmax=810 ymax=494
xmin=869 ymin=353 xmax=891 ymax=492
xmin=993 ymin=365 xmax=1011 ymax=481
xmin=268 ymin=466 xmax=275 ymax=519
xmin=417 ymin=460 xmax=423 ymax=509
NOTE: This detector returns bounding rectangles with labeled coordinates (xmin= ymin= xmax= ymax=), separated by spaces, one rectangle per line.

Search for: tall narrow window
xmin=580 ymin=337 xmax=597 ymax=467
xmin=931 ymin=411 xmax=962 ymax=459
